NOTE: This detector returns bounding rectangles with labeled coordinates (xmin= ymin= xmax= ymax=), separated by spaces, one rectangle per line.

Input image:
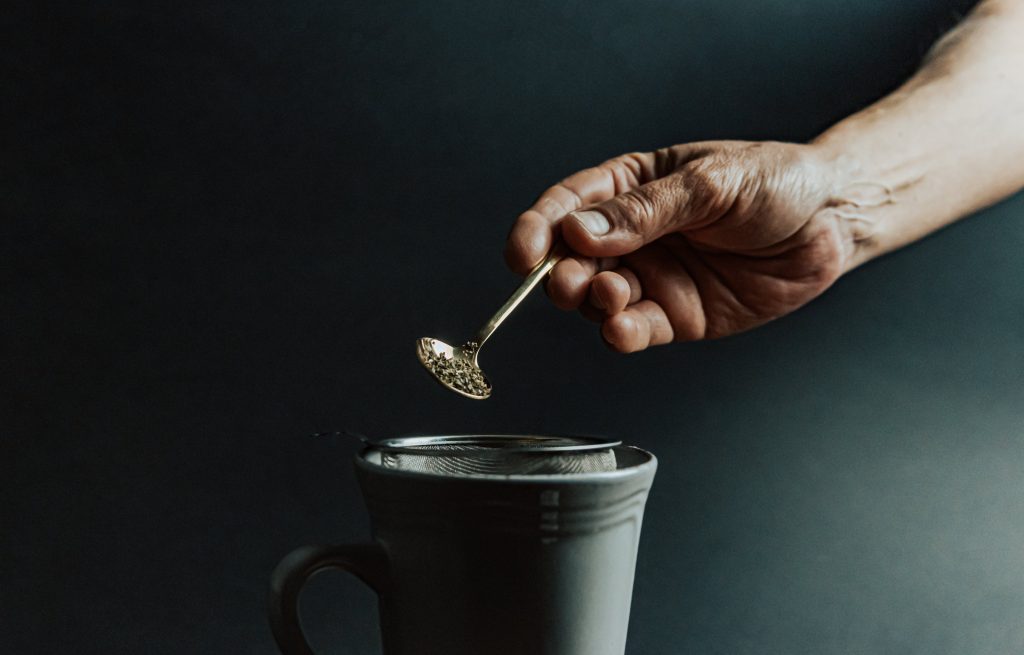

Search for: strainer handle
xmin=269 ymin=543 xmax=389 ymax=655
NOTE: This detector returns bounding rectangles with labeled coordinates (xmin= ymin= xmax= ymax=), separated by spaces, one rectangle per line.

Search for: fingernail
xmin=572 ymin=210 xmax=610 ymax=236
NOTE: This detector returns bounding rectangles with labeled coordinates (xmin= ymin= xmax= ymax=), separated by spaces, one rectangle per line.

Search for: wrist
xmin=805 ymin=136 xmax=916 ymax=272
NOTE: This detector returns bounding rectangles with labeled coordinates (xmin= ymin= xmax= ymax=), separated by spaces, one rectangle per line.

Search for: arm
xmin=504 ymin=0 xmax=1024 ymax=352
xmin=813 ymin=0 xmax=1024 ymax=270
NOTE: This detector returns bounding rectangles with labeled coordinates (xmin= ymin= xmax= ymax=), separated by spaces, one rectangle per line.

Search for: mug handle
xmin=269 ymin=543 xmax=390 ymax=655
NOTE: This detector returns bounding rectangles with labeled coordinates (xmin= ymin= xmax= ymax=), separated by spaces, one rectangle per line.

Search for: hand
xmin=504 ymin=141 xmax=853 ymax=353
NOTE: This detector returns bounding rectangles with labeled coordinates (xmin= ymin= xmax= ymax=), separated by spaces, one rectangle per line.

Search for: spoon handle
xmin=473 ymin=247 xmax=564 ymax=349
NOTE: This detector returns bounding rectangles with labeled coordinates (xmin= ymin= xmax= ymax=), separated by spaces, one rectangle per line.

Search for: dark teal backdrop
xmin=7 ymin=0 xmax=1024 ymax=653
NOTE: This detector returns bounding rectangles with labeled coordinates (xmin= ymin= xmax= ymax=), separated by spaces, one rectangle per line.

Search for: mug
xmin=269 ymin=436 xmax=657 ymax=655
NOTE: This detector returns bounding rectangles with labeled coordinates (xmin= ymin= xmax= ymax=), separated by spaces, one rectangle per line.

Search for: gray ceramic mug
xmin=269 ymin=436 xmax=657 ymax=655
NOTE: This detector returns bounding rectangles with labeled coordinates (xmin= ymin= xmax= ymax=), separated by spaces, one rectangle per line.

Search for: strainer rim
xmin=367 ymin=434 xmax=622 ymax=456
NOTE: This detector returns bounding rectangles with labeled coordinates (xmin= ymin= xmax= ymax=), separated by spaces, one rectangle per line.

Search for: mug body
xmin=357 ymin=443 xmax=657 ymax=655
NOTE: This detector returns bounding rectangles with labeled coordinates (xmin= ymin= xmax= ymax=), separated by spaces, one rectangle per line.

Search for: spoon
xmin=416 ymin=249 xmax=562 ymax=399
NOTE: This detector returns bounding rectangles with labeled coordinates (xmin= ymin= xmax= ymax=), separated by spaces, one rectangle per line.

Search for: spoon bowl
xmin=416 ymin=249 xmax=561 ymax=399
xmin=416 ymin=337 xmax=492 ymax=399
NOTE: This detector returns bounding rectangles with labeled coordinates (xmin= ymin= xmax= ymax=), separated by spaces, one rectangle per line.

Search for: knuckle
xmin=613 ymin=153 xmax=646 ymax=177
xmin=680 ymin=158 xmax=738 ymax=219
xmin=615 ymin=189 xmax=658 ymax=229
xmin=537 ymin=195 xmax=567 ymax=217
xmin=597 ymin=157 xmax=642 ymax=194
xmin=544 ymin=184 xmax=578 ymax=215
xmin=680 ymin=159 xmax=724 ymax=198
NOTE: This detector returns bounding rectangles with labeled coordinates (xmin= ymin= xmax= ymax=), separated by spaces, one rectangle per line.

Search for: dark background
xmin=5 ymin=0 xmax=1024 ymax=653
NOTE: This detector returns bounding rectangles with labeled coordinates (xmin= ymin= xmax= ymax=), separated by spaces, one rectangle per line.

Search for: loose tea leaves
xmin=417 ymin=338 xmax=492 ymax=399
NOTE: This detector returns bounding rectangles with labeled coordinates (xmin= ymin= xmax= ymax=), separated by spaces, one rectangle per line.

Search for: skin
xmin=505 ymin=0 xmax=1024 ymax=353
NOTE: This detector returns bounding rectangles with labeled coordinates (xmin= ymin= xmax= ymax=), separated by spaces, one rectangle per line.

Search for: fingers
xmin=546 ymin=257 xmax=596 ymax=310
xmin=623 ymin=243 xmax=706 ymax=342
xmin=560 ymin=173 xmax=694 ymax=259
xmin=601 ymin=300 xmax=675 ymax=353
xmin=593 ymin=244 xmax=707 ymax=353
xmin=507 ymin=144 xmax=736 ymax=274
xmin=504 ymin=210 xmax=552 ymax=276
xmin=588 ymin=268 xmax=641 ymax=314
xmin=505 ymin=153 xmax=670 ymax=275
xmin=546 ymin=257 xmax=618 ymax=310
xmin=505 ymin=167 xmax=620 ymax=275
xmin=558 ymin=241 xmax=707 ymax=352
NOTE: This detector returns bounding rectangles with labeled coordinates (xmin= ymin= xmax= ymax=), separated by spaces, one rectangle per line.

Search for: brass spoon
xmin=417 ymin=250 xmax=562 ymax=399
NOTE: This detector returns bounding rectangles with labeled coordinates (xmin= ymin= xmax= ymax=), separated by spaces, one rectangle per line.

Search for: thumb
xmin=559 ymin=173 xmax=694 ymax=258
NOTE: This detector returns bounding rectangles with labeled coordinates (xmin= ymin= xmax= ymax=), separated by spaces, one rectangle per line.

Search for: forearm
xmin=811 ymin=0 xmax=1024 ymax=270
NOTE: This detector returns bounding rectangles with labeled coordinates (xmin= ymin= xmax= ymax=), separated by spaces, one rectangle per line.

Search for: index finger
xmin=504 ymin=163 xmax=630 ymax=275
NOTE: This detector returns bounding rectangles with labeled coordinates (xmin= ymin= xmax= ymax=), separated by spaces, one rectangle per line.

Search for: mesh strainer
xmin=367 ymin=435 xmax=621 ymax=476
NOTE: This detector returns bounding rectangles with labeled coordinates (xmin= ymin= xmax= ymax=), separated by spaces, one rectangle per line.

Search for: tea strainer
xmin=365 ymin=434 xmax=621 ymax=476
